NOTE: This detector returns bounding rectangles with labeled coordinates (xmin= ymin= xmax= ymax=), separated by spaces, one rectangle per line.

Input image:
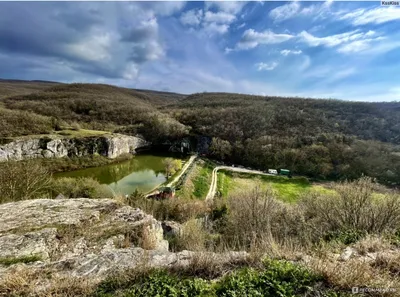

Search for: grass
xmin=192 ymin=161 xmax=214 ymax=199
xmin=175 ymin=160 xmax=214 ymax=200
xmin=0 ymin=255 xmax=42 ymax=267
xmin=217 ymin=170 xmax=313 ymax=203
xmin=93 ymin=258 xmax=349 ymax=297
xmin=55 ymin=129 xmax=110 ymax=138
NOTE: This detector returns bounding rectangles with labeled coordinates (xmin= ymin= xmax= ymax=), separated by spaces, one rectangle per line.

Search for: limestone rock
xmin=162 ymin=221 xmax=182 ymax=237
xmin=0 ymin=198 xmax=249 ymax=285
xmin=0 ymin=134 xmax=149 ymax=162
xmin=339 ymin=247 xmax=357 ymax=261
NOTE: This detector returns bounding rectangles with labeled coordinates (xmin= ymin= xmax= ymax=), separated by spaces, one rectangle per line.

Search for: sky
xmin=0 ymin=1 xmax=399 ymax=101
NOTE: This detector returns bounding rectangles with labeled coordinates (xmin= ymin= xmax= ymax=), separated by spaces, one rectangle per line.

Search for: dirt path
xmin=205 ymin=166 xmax=273 ymax=201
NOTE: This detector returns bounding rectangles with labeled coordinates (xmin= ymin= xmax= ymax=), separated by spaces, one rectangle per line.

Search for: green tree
xmin=163 ymin=158 xmax=182 ymax=178
xmin=209 ymin=137 xmax=232 ymax=161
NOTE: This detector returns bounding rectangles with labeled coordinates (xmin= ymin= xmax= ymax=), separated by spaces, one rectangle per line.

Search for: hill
xmin=0 ymin=82 xmax=188 ymax=142
xmin=169 ymin=93 xmax=400 ymax=185
xmin=1 ymin=81 xmax=399 ymax=185
xmin=0 ymin=79 xmax=61 ymax=99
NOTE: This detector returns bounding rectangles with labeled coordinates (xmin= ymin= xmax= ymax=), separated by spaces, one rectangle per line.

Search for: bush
xmin=126 ymin=194 xmax=209 ymax=223
xmin=50 ymin=177 xmax=112 ymax=198
xmin=0 ymin=107 xmax=54 ymax=137
xmin=301 ymin=177 xmax=400 ymax=241
xmin=0 ymin=161 xmax=51 ymax=203
xmin=218 ymin=186 xmax=306 ymax=250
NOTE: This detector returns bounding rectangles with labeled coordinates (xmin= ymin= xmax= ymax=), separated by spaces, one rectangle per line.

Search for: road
xmin=145 ymin=155 xmax=197 ymax=197
xmin=205 ymin=166 xmax=273 ymax=201
xmin=166 ymin=154 xmax=197 ymax=187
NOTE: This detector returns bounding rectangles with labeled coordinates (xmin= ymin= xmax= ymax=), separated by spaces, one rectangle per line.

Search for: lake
xmin=55 ymin=154 xmax=184 ymax=195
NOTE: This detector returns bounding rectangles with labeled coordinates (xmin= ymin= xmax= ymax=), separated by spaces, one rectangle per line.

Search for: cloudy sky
xmin=0 ymin=1 xmax=399 ymax=101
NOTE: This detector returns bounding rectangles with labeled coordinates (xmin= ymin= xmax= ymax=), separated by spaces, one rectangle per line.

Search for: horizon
xmin=0 ymin=1 xmax=399 ymax=102
xmin=2 ymin=77 xmax=400 ymax=104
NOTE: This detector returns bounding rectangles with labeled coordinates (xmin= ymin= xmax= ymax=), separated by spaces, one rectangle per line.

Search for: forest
xmin=1 ymin=81 xmax=399 ymax=186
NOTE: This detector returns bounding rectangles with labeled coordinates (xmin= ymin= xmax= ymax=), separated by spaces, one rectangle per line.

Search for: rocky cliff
xmin=0 ymin=199 xmax=246 ymax=295
xmin=0 ymin=134 xmax=149 ymax=162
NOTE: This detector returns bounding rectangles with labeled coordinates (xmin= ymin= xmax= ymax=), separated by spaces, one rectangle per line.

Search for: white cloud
xmin=255 ymin=62 xmax=278 ymax=71
xmin=269 ymin=2 xmax=300 ymax=22
xmin=67 ymin=33 xmax=112 ymax=62
xmin=340 ymin=7 xmax=400 ymax=25
xmin=180 ymin=9 xmax=203 ymax=26
xmin=180 ymin=6 xmax=239 ymax=35
xmin=237 ymin=22 xmax=246 ymax=29
xmin=337 ymin=38 xmax=383 ymax=53
xmin=204 ymin=11 xmax=236 ymax=24
xmin=203 ymin=23 xmax=229 ymax=35
xmin=280 ymin=49 xmax=302 ymax=56
xmin=205 ymin=1 xmax=247 ymax=14
xmin=299 ymin=30 xmax=381 ymax=52
xmin=236 ymin=29 xmax=294 ymax=50
xmin=140 ymin=2 xmax=186 ymax=16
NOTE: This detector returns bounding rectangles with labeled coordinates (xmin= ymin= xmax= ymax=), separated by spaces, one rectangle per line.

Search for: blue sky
xmin=0 ymin=1 xmax=399 ymax=101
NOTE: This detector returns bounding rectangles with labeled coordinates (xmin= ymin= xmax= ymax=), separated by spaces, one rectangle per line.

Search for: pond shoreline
xmin=54 ymin=153 xmax=189 ymax=196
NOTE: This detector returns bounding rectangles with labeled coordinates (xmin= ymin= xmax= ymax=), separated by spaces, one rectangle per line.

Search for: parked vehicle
xmin=279 ymin=169 xmax=292 ymax=177
xmin=268 ymin=169 xmax=278 ymax=175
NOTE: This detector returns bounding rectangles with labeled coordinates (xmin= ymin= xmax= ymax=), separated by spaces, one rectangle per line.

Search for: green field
xmin=216 ymin=171 xmax=334 ymax=203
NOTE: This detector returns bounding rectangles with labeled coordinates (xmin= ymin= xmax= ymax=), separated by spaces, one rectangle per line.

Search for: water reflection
xmin=55 ymin=154 xmax=181 ymax=195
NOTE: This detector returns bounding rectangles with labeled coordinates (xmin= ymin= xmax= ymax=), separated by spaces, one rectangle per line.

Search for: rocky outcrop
xmin=0 ymin=198 xmax=247 ymax=285
xmin=0 ymin=133 xmax=149 ymax=162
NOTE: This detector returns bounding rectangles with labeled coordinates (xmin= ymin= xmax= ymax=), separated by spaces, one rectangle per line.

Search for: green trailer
xmin=279 ymin=169 xmax=291 ymax=176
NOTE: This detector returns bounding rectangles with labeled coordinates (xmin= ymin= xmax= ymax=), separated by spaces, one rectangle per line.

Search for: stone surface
xmin=0 ymin=134 xmax=149 ymax=162
xmin=0 ymin=198 xmax=249 ymax=285
xmin=162 ymin=221 xmax=182 ymax=237
xmin=339 ymin=247 xmax=357 ymax=261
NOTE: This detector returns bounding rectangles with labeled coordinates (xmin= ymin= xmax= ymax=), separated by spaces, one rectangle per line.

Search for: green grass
xmin=93 ymin=258 xmax=349 ymax=297
xmin=216 ymin=171 xmax=232 ymax=199
xmin=0 ymin=255 xmax=42 ymax=266
xmin=217 ymin=171 xmax=313 ymax=203
xmin=192 ymin=162 xmax=214 ymax=199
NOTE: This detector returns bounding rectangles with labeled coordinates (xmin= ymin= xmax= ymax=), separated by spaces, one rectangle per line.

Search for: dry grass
xmin=354 ymin=235 xmax=392 ymax=255
xmin=174 ymin=219 xmax=208 ymax=251
xmin=0 ymin=267 xmax=97 ymax=297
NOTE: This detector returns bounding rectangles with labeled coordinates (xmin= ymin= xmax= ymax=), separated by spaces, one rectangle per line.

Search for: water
xmin=55 ymin=154 xmax=184 ymax=195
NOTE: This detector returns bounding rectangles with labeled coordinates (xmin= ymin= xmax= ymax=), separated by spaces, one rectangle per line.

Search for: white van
xmin=268 ymin=169 xmax=278 ymax=175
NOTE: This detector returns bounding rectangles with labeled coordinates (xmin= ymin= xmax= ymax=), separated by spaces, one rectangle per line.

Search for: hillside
xmin=168 ymin=93 xmax=400 ymax=185
xmin=0 ymin=82 xmax=188 ymax=142
xmin=0 ymin=79 xmax=61 ymax=99
xmin=1 ymin=81 xmax=400 ymax=185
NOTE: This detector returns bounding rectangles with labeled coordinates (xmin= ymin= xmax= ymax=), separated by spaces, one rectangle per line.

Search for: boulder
xmin=0 ymin=198 xmax=248 ymax=288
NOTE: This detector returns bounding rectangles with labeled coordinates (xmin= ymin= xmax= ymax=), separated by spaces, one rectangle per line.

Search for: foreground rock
xmin=0 ymin=133 xmax=149 ymax=162
xmin=0 ymin=199 xmax=247 ymax=286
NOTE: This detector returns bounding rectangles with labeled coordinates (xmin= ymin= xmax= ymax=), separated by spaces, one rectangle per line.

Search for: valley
xmin=0 ymin=80 xmax=399 ymax=297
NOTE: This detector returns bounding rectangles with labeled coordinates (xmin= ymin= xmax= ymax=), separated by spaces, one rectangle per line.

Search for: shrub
xmin=50 ymin=177 xmax=112 ymax=198
xmin=301 ymin=177 xmax=400 ymax=242
xmin=0 ymin=161 xmax=51 ymax=203
xmin=126 ymin=194 xmax=209 ymax=223
xmin=219 ymin=186 xmax=306 ymax=251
